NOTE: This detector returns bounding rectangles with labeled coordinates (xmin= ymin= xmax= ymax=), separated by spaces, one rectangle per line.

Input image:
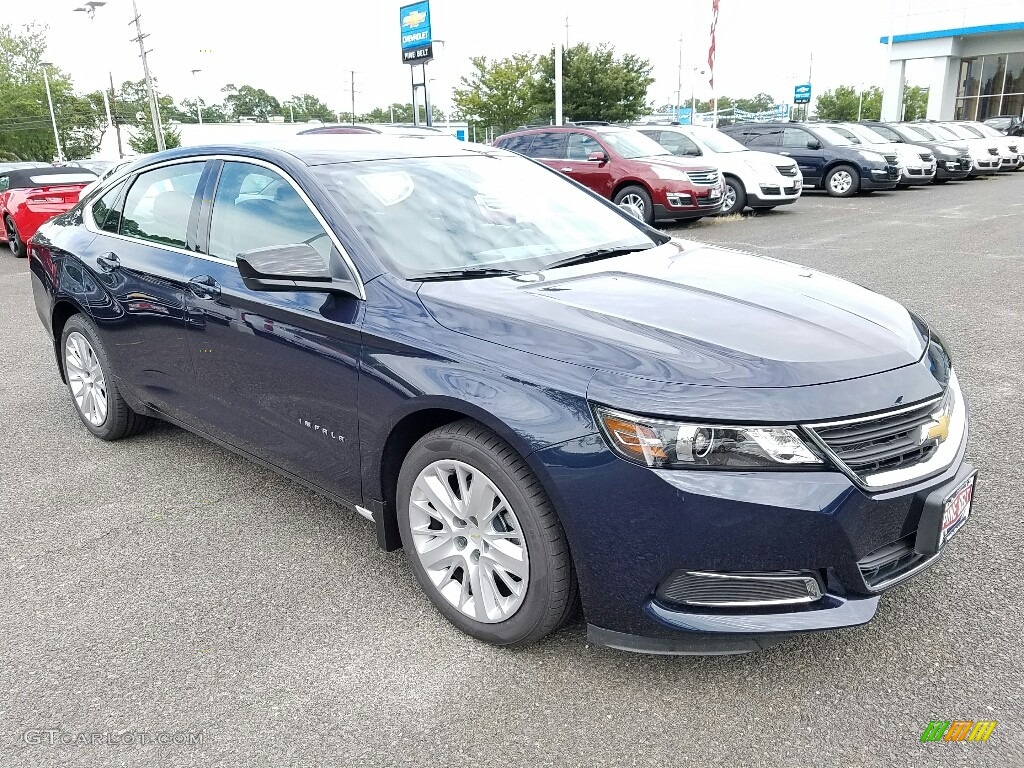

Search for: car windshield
xmin=846 ymin=125 xmax=890 ymax=144
xmin=985 ymin=118 xmax=1009 ymax=130
xmin=811 ymin=126 xmax=855 ymax=146
xmin=599 ymin=129 xmax=671 ymax=159
xmin=970 ymin=123 xmax=1002 ymax=138
xmin=924 ymin=124 xmax=960 ymax=141
xmin=939 ymin=124 xmax=976 ymax=139
xmin=689 ymin=128 xmax=747 ymax=153
xmin=313 ymin=154 xmax=658 ymax=279
xmin=897 ymin=125 xmax=932 ymax=142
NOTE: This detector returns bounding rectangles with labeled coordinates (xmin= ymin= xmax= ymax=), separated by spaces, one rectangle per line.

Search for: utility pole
xmin=351 ymin=71 xmax=356 ymax=125
xmin=129 ymin=0 xmax=165 ymax=152
xmin=191 ymin=69 xmax=203 ymax=124
xmin=676 ymin=36 xmax=683 ymax=119
xmin=565 ymin=16 xmax=570 ymax=48
xmin=109 ymin=72 xmax=124 ymax=158
xmin=554 ymin=39 xmax=563 ymax=126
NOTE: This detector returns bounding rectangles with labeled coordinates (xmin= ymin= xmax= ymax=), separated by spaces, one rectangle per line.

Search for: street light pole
xmin=39 ymin=63 xmax=64 ymax=162
xmin=676 ymin=36 xmax=683 ymax=118
xmin=191 ymin=69 xmax=203 ymax=124
xmin=690 ymin=68 xmax=705 ymax=124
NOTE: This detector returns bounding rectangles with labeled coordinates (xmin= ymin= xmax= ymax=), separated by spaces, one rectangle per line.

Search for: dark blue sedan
xmin=27 ymin=138 xmax=975 ymax=654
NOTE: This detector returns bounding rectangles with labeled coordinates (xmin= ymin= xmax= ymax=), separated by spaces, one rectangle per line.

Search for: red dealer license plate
xmin=941 ymin=474 xmax=975 ymax=545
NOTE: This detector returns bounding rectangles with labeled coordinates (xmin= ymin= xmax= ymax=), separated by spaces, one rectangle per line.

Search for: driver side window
xmin=208 ymin=162 xmax=331 ymax=264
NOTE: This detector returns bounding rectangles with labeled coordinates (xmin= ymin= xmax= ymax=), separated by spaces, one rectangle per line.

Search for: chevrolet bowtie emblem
xmin=925 ymin=414 xmax=950 ymax=443
xmin=403 ymin=10 xmax=427 ymax=27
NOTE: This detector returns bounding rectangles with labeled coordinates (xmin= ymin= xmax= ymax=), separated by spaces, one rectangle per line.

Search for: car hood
xmin=418 ymin=240 xmax=928 ymax=389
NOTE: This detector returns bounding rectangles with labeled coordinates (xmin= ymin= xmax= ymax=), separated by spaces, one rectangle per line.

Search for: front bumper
xmin=537 ymin=423 xmax=971 ymax=655
xmin=899 ymin=164 xmax=937 ymax=185
xmin=748 ymin=176 xmax=802 ymax=207
xmin=862 ymin=165 xmax=900 ymax=189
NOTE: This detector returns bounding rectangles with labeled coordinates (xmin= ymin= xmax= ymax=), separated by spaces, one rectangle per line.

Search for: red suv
xmin=493 ymin=124 xmax=724 ymax=224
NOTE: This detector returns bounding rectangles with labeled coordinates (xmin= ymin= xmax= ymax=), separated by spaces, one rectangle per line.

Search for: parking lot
xmin=2 ymin=172 xmax=1022 ymax=767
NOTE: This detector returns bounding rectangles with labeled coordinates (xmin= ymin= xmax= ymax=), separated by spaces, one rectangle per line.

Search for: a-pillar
xmin=881 ymin=59 xmax=906 ymax=121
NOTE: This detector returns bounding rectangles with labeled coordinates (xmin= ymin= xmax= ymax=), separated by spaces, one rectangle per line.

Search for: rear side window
xmin=747 ymin=130 xmax=781 ymax=148
xmin=527 ymin=132 xmax=567 ymax=159
xmin=120 ymin=162 xmax=205 ymax=248
xmin=0 ymin=176 xmax=9 ymax=191
xmin=91 ymin=179 xmax=128 ymax=233
xmin=497 ymin=134 xmax=534 ymax=154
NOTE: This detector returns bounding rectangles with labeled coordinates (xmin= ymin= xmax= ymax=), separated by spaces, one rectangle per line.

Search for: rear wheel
xmin=61 ymin=314 xmax=152 ymax=440
xmin=612 ymin=185 xmax=654 ymax=225
xmin=5 ymin=216 xmax=25 ymax=258
xmin=397 ymin=419 xmax=578 ymax=647
xmin=720 ymin=176 xmax=746 ymax=215
xmin=824 ymin=165 xmax=859 ymax=197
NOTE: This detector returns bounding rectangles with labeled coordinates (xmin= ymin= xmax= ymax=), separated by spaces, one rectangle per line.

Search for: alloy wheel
xmin=65 ymin=331 xmax=108 ymax=426
xmin=829 ymin=170 xmax=853 ymax=194
xmin=409 ymin=459 xmax=529 ymax=623
xmin=617 ymin=194 xmax=646 ymax=221
xmin=722 ymin=184 xmax=737 ymax=212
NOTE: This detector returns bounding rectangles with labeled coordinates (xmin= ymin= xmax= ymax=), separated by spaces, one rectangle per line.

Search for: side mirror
xmin=684 ymin=146 xmax=702 ymax=156
xmin=236 ymin=244 xmax=358 ymax=296
xmin=588 ymin=150 xmax=608 ymax=162
xmin=806 ymin=139 xmax=822 ymax=150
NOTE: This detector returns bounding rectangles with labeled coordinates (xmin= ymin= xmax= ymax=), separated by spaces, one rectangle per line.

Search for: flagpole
xmin=708 ymin=0 xmax=719 ymax=128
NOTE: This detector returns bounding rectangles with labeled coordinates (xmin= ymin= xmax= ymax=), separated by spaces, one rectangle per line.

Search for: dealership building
xmin=880 ymin=1 xmax=1024 ymax=121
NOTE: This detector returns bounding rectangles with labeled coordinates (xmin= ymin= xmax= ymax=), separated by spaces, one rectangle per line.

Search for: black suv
xmin=984 ymin=115 xmax=1023 ymax=137
xmin=720 ymin=122 xmax=900 ymax=197
xmin=861 ymin=122 xmax=971 ymax=182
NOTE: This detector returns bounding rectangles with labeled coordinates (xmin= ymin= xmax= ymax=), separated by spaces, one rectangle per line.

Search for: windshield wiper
xmin=409 ymin=267 xmax=525 ymax=282
xmin=545 ymin=246 xmax=653 ymax=270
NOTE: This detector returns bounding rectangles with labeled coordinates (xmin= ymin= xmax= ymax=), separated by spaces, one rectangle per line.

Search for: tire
xmin=397 ymin=419 xmax=578 ymax=647
xmin=60 ymin=314 xmax=152 ymax=440
xmin=612 ymin=185 xmax=654 ymax=225
xmin=5 ymin=216 xmax=25 ymax=258
xmin=824 ymin=164 xmax=859 ymax=197
xmin=721 ymin=176 xmax=746 ymax=215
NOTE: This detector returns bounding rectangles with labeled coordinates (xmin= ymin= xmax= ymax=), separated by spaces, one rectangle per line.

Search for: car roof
xmin=128 ymin=136 xmax=508 ymax=168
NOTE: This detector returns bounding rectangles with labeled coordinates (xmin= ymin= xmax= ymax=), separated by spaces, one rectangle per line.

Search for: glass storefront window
xmin=976 ymin=96 xmax=1003 ymax=121
xmin=1005 ymin=53 xmax=1024 ymax=97
xmin=959 ymin=58 xmax=981 ymax=99
xmin=980 ymin=55 xmax=1008 ymax=97
xmin=1002 ymin=93 xmax=1023 ymax=120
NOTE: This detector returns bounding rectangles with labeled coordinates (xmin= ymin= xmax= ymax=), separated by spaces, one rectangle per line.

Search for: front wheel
xmin=824 ymin=165 xmax=859 ymax=197
xmin=397 ymin=420 xmax=578 ymax=647
xmin=720 ymin=176 xmax=746 ymax=215
xmin=5 ymin=216 xmax=25 ymax=258
xmin=612 ymin=185 xmax=654 ymax=225
xmin=61 ymin=314 xmax=152 ymax=440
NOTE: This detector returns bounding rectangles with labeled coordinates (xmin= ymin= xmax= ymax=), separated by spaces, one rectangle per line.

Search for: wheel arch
xmin=371 ymin=397 xmax=573 ymax=552
xmin=610 ymin=178 xmax=653 ymax=201
xmin=51 ymin=299 xmax=87 ymax=383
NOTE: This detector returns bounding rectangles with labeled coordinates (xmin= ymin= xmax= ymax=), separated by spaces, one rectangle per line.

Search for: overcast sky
xmin=11 ymin=0 xmax=920 ymax=115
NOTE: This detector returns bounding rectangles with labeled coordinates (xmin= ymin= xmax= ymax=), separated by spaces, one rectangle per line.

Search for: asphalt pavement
xmin=2 ymin=173 xmax=1022 ymax=767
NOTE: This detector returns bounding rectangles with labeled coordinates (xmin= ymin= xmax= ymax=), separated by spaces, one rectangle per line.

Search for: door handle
xmin=779 ymin=151 xmax=792 ymax=156
xmin=560 ymin=167 xmax=573 ymax=172
xmin=187 ymin=274 xmax=221 ymax=300
xmin=96 ymin=252 xmax=120 ymax=272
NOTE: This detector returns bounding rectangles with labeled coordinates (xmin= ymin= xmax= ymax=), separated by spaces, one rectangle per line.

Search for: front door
xmin=81 ymin=160 xmax=208 ymax=421
xmin=559 ymin=132 xmax=617 ymax=198
xmin=183 ymin=160 xmax=364 ymax=501
xmin=782 ymin=127 xmax=826 ymax=184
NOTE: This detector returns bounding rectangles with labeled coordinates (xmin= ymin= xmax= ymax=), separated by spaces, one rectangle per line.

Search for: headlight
xmin=857 ymin=150 xmax=886 ymax=163
xmin=594 ymin=407 xmax=823 ymax=469
xmin=650 ymin=165 xmax=690 ymax=181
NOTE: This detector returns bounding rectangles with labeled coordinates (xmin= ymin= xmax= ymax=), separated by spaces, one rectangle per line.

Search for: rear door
xmin=183 ymin=159 xmax=364 ymax=501
xmin=560 ymin=132 xmax=616 ymax=197
xmin=80 ymin=159 xmax=208 ymax=421
xmin=523 ymin=132 xmax=568 ymax=172
xmin=782 ymin=127 xmax=826 ymax=184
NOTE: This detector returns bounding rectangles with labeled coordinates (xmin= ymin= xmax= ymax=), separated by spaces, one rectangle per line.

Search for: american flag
xmin=708 ymin=0 xmax=720 ymax=88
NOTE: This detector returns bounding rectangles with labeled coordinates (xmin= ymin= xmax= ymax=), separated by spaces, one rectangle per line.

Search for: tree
xmin=180 ymin=98 xmax=229 ymax=123
xmin=222 ymin=84 xmax=282 ymax=121
xmin=360 ymin=102 xmax=445 ymax=123
xmin=902 ymin=85 xmax=928 ymax=120
xmin=128 ymin=121 xmax=181 ymax=153
xmin=282 ymin=93 xmax=334 ymax=122
xmin=734 ymin=92 xmax=775 ymax=113
xmin=0 ymin=23 xmax=105 ymax=161
xmin=453 ymin=54 xmax=541 ymax=135
xmin=534 ymin=43 xmax=654 ymax=123
xmin=814 ymin=85 xmax=882 ymax=121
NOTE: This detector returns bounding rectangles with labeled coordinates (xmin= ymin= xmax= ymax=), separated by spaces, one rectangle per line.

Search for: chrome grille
xmin=687 ymin=170 xmax=720 ymax=185
xmin=656 ymin=570 xmax=822 ymax=607
xmin=808 ymin=397 xmax=943 ymax=477
xmin=776 ymin=164 xmax=798 ymax=177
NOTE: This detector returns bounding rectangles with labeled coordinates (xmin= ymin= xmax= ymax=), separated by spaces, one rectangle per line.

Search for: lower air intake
xmin=656 ymin=570 xmax=823 ymax=608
